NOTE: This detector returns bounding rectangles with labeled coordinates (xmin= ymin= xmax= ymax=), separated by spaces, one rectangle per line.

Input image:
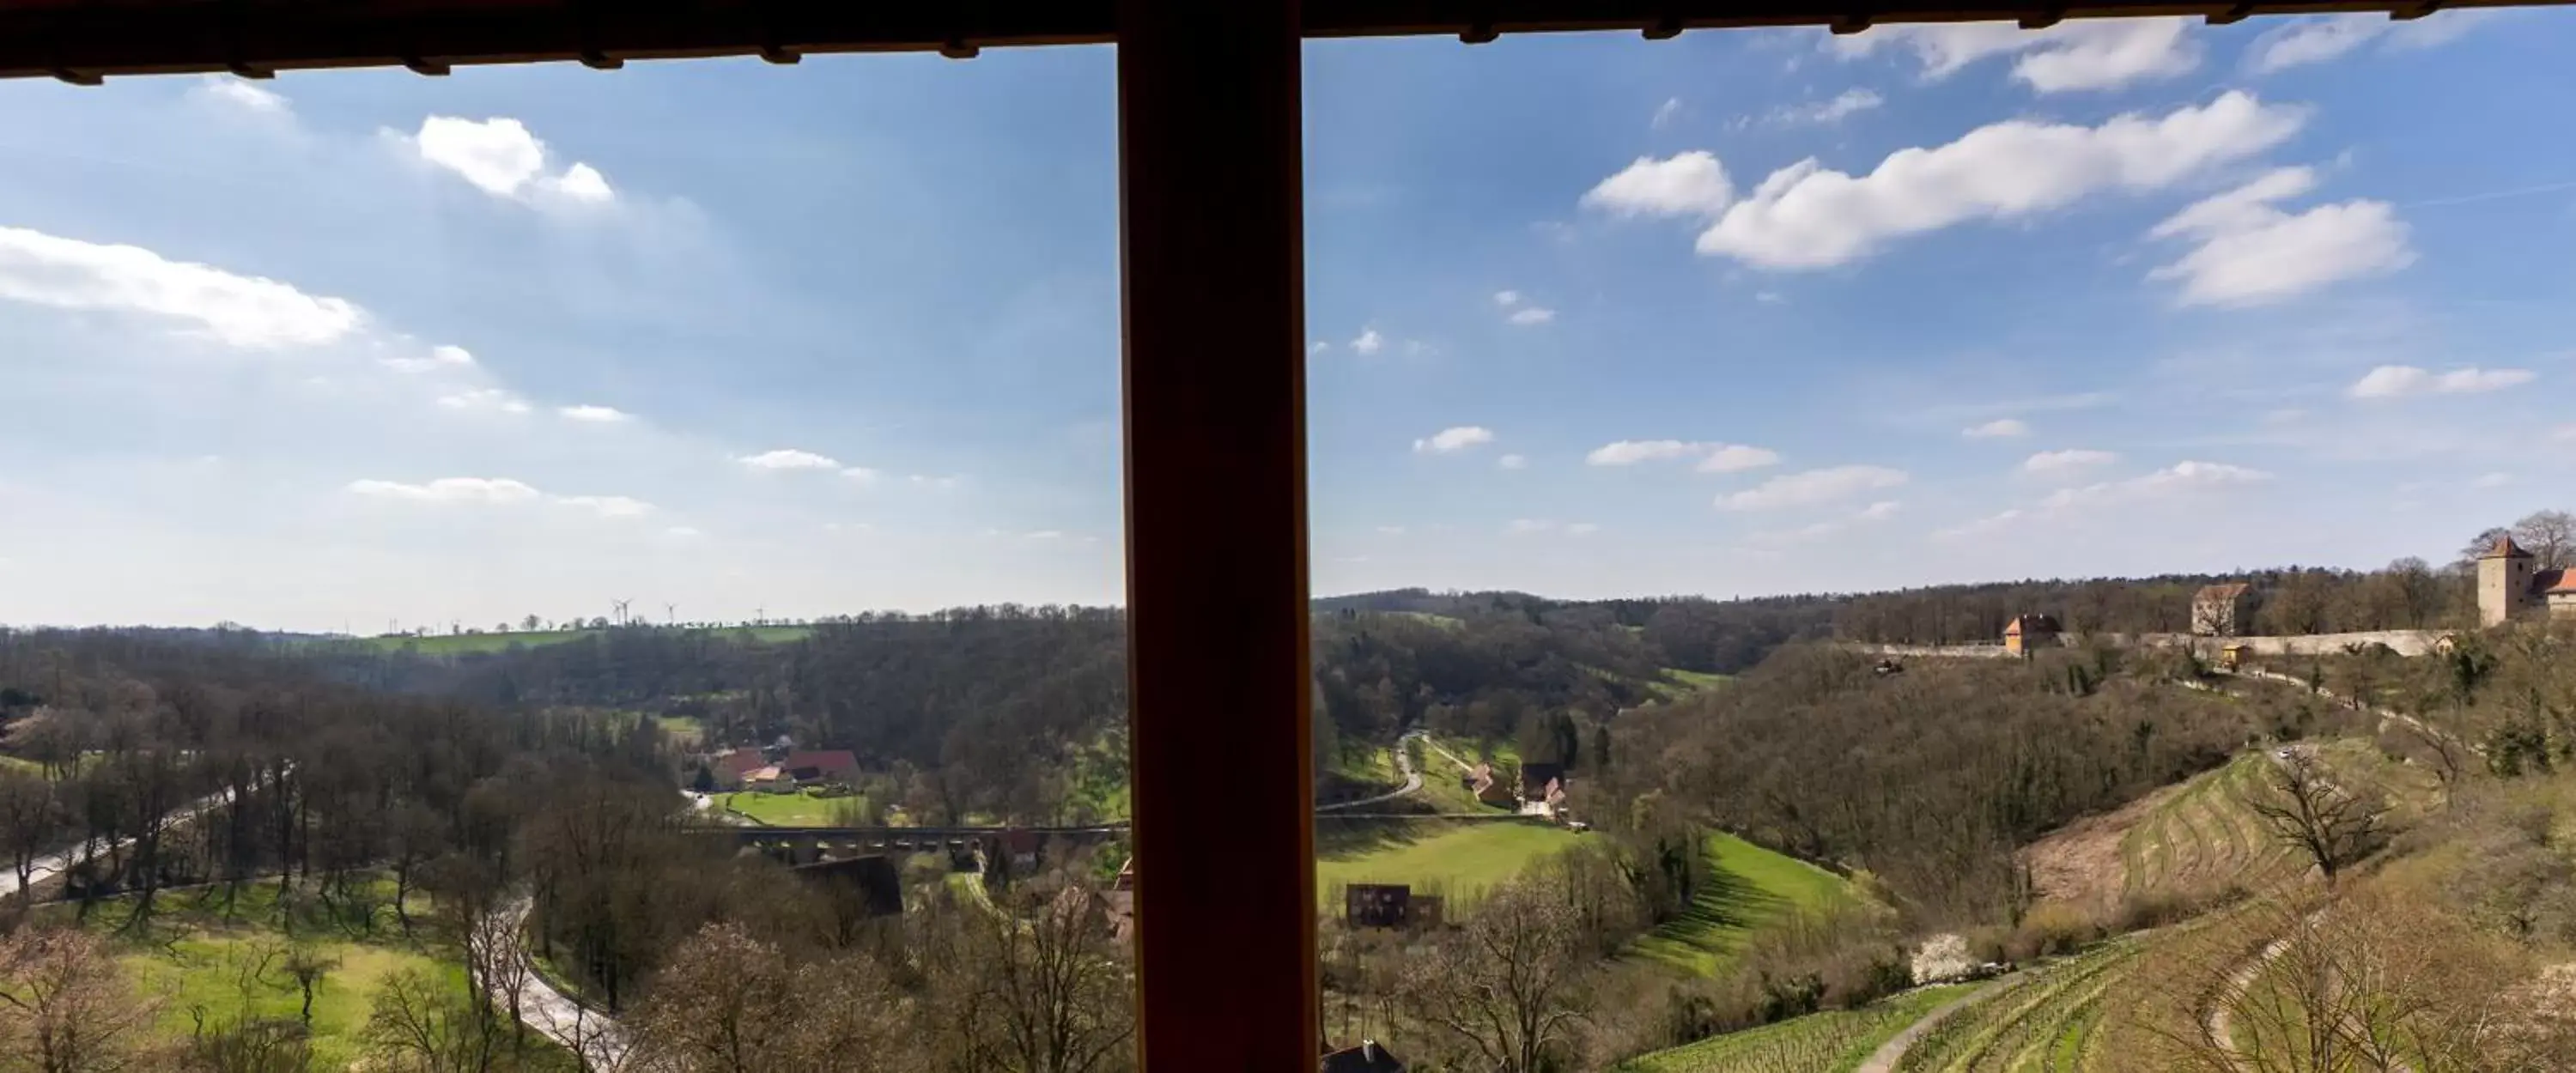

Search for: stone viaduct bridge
xmin=687 ymin=822 xmax=1128 ymax=864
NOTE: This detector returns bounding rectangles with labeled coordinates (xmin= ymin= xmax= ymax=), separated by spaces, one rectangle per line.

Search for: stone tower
xmin=2479 ymin=534 xmax=2537 ymax=627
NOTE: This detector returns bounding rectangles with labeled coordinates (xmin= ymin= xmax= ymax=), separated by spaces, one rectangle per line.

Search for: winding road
xmin=1314 ymin=730 xmax=1428 ymax=812
xmin=490 ymin=897 xmax=635 ymax=1070
xmin=1 ymin=786 xmax=239 ymax=900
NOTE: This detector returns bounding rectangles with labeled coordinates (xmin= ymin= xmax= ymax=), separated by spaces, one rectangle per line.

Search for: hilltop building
xmin=2191 ymin=583 xmax=2252 ymax=637
xmin=2002 ymin=614 xmax=2060 ymax=655
xmin=2477 ymin=535 xmax=2576 ymax=626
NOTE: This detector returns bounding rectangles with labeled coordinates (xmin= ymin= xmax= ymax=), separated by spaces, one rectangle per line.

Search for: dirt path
xmin=1852 ymin=977 xmax=2014 ymax=1073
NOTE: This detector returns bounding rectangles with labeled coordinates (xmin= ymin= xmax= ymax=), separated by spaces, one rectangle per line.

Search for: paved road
xmin=0 ymin=786 xmax=237 ymax=900
xmin=490 ymin=897 xmax=634 ymax=1070
xmin=1315 ymin=730 xmax=1427 ymax=812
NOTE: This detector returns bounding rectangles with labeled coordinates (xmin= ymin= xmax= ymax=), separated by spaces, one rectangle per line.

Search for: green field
xmin=1633 ymin=832 xmax=1855 ymax=975
xmin=43 ymin=876 xmax=498 ymax=1070
xmin=1623 ymin=985 xmax=1973 ymax=1072
xmin=1648 ymin=667 xmax=1734 ymax=700
xmin=1315 ymin=819 xmax=1579 ymax=909
xmin=349 ymin=624 xmax=814 ymax=655
xmin=719 ymin=789 xmax=863 ymax=826
xmin=0 ymin=753 xmax=43 ymax=777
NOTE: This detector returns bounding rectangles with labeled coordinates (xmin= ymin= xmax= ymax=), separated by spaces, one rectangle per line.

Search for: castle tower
xmin=2478 ymin=534 xmax=2537 ymax=627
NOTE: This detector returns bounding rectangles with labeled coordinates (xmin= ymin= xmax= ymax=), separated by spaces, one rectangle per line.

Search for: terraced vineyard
xmin=2118 ymin=752 xmax=2300 ymax=898
xmin=1622 ymin=985 xmax=1973 ymax=1073
xmin=1893 ymin=939 xmax=2146 ymax=1073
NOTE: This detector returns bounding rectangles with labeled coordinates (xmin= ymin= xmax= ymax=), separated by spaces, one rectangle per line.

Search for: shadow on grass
xmin=1635 ymin=858 xmax=1796 ymax=974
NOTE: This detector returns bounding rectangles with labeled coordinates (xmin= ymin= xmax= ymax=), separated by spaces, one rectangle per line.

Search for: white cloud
xmin=1376 ymin=525 xmax=1408 ymax=536
xmin=2248 ymin=11 xmax=2490 ymax=73
xmin=1413 ymin=426 xmax=1495 ymax=453
xmin=1589 ymin=440 xmax=1702 ymax=465
xmin=557 ymin=404 xmax=633 ymax=423
xmin=1507 ymin=306 xmax=1556 ymax=326
xmin=553 ymin=163 xmax=614 ymax=203
xmin=346 ymin=477 xmax=541 ymax=506
xmin=2022 ymin=448 xmax=2121 ymax=476
xmin=908 ymin=475 xmax=962 ymax=489
xmin=435 ymin=388 xmax=532 ymax=415
xmin=2147 ymin=167 xmax=2413 ymax=306
xmin=1716 ymin=464 xmax=1908 ymax=510
xmin=1309 ymin=341 xmax=1330 ymax=355
xmin=1497 ymin=453 xmax=1528 ymax=470
xmin=841 ymin=467 xmax=881 ymax=483
xmin=737 ymin=448 xmax=844 ymax=470
xmin=1745 ymin=500 xmax=1902 ymax=545
xmin=1584 ymin=440 xmax=1778 ymax=471
xmin=1834 ymin=17 xmax=2200 ymax=93
xmin=1766 ymin=88 xmax=1884 ymax=126
xmin=1965 ymin=418 xmax=2032 ymax=439
xmin=1505 ymin=519 xmax=1600 ymax=536
xmin=555 ymin=494 xmax=655 ymax=518
xmin=407 ymin=117 xmax=616 ymax=205
xmin=1628 ymin=92 xmax=2301 ymax=270
xmin=1352 ymin=327 xmax=1384 ymax=355
xmin=1494 ymin=290 xmax=1522 ymax=306
xmin=1754 ymin=291 xmax=1786 ymax=305
xmin=1582 ymin=151 xmax=1735 ymax=219
xmin=0 ymin=225 xmax=363 ymax=349
xmin=2348 ymin=365 xmax=2535 ymax=399
xmin=665 ymin=526 xmax=706 ymax=539
xmin=1939 ymin=458 xmax=2269 ymax=537
xmin=1652 ymin=97 xmax=1685 ymax=130
xmin=1698 ymin=445 xmax=1783 ymax=473
xmin=194 ymin=76 xmax=288 ymax=114
xmin=382 ymin=343 xmax=481 ymax=373
xmin=2044 ymin=460 xmax=2269 ymax=511
xmin=2472 ymin=472 xmax=2515 ymax=489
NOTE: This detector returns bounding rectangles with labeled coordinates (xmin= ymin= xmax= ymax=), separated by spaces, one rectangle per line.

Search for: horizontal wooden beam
xmin=2 ymin=0 xmax=2562 ymax=82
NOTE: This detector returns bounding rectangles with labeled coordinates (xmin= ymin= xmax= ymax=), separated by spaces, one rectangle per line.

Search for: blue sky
xmin=1 ymin=12 xmax=2572 ymax=630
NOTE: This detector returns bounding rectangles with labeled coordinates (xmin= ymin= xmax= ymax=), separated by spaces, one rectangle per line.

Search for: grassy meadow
xmin=1632 ymin=832 xmax=1855 ymax=976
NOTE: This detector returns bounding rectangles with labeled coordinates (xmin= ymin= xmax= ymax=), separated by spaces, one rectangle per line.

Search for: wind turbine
xmin=611 ymin=599 xmax=631 ymax=626
xmin=665 ymin=602 xmax=677 ymax=626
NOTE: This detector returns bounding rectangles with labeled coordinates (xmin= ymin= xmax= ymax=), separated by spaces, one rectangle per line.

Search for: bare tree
xmin=629 ymin=921 xmax=908 ymax=1072
xmin=1398 ymin=878 xmax=1598 ymax=1073
xmin=2513 ymin=511 xmax=2576 ymax=569
xmin=0 ymin=926 xmax=167 ymax=1073
xmin=2245 ymin=752 xmax=2391 ymax=886
xmin=0 ymin=771 xmax=59 ymax=900
xmin=271 ymin=944 xmax=338 ymax=1028
xmin=922 ymin=887 xmax=1134 ymax=1073
xmin=2111 ymin=890 xmax=2576 ymax=1073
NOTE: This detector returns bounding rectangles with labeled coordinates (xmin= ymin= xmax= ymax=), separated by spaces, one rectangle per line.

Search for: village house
xmin=708 ymin=747 xmax=766 ymax=791
xmin=744 ymin=765 xmax=797 ymax=794
xmin=2002 ymin=614 xmax=2061 ymax=656
xmin=2478 ymin=535 xmax=2576 ymax=625
xmin=2191 ymin=583 xmax=2252 ymax=637
xmin=781 ymin=749 xmax=860 ymax=786
xmin=1519 ymin=761 xmax=1566 ymax=813
xmin=1344 ymin=883 xmax=1442 ymax=931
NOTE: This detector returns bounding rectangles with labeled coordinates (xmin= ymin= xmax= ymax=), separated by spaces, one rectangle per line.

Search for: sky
xmin=2 ymin=13 xmax=2573 ymax=630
